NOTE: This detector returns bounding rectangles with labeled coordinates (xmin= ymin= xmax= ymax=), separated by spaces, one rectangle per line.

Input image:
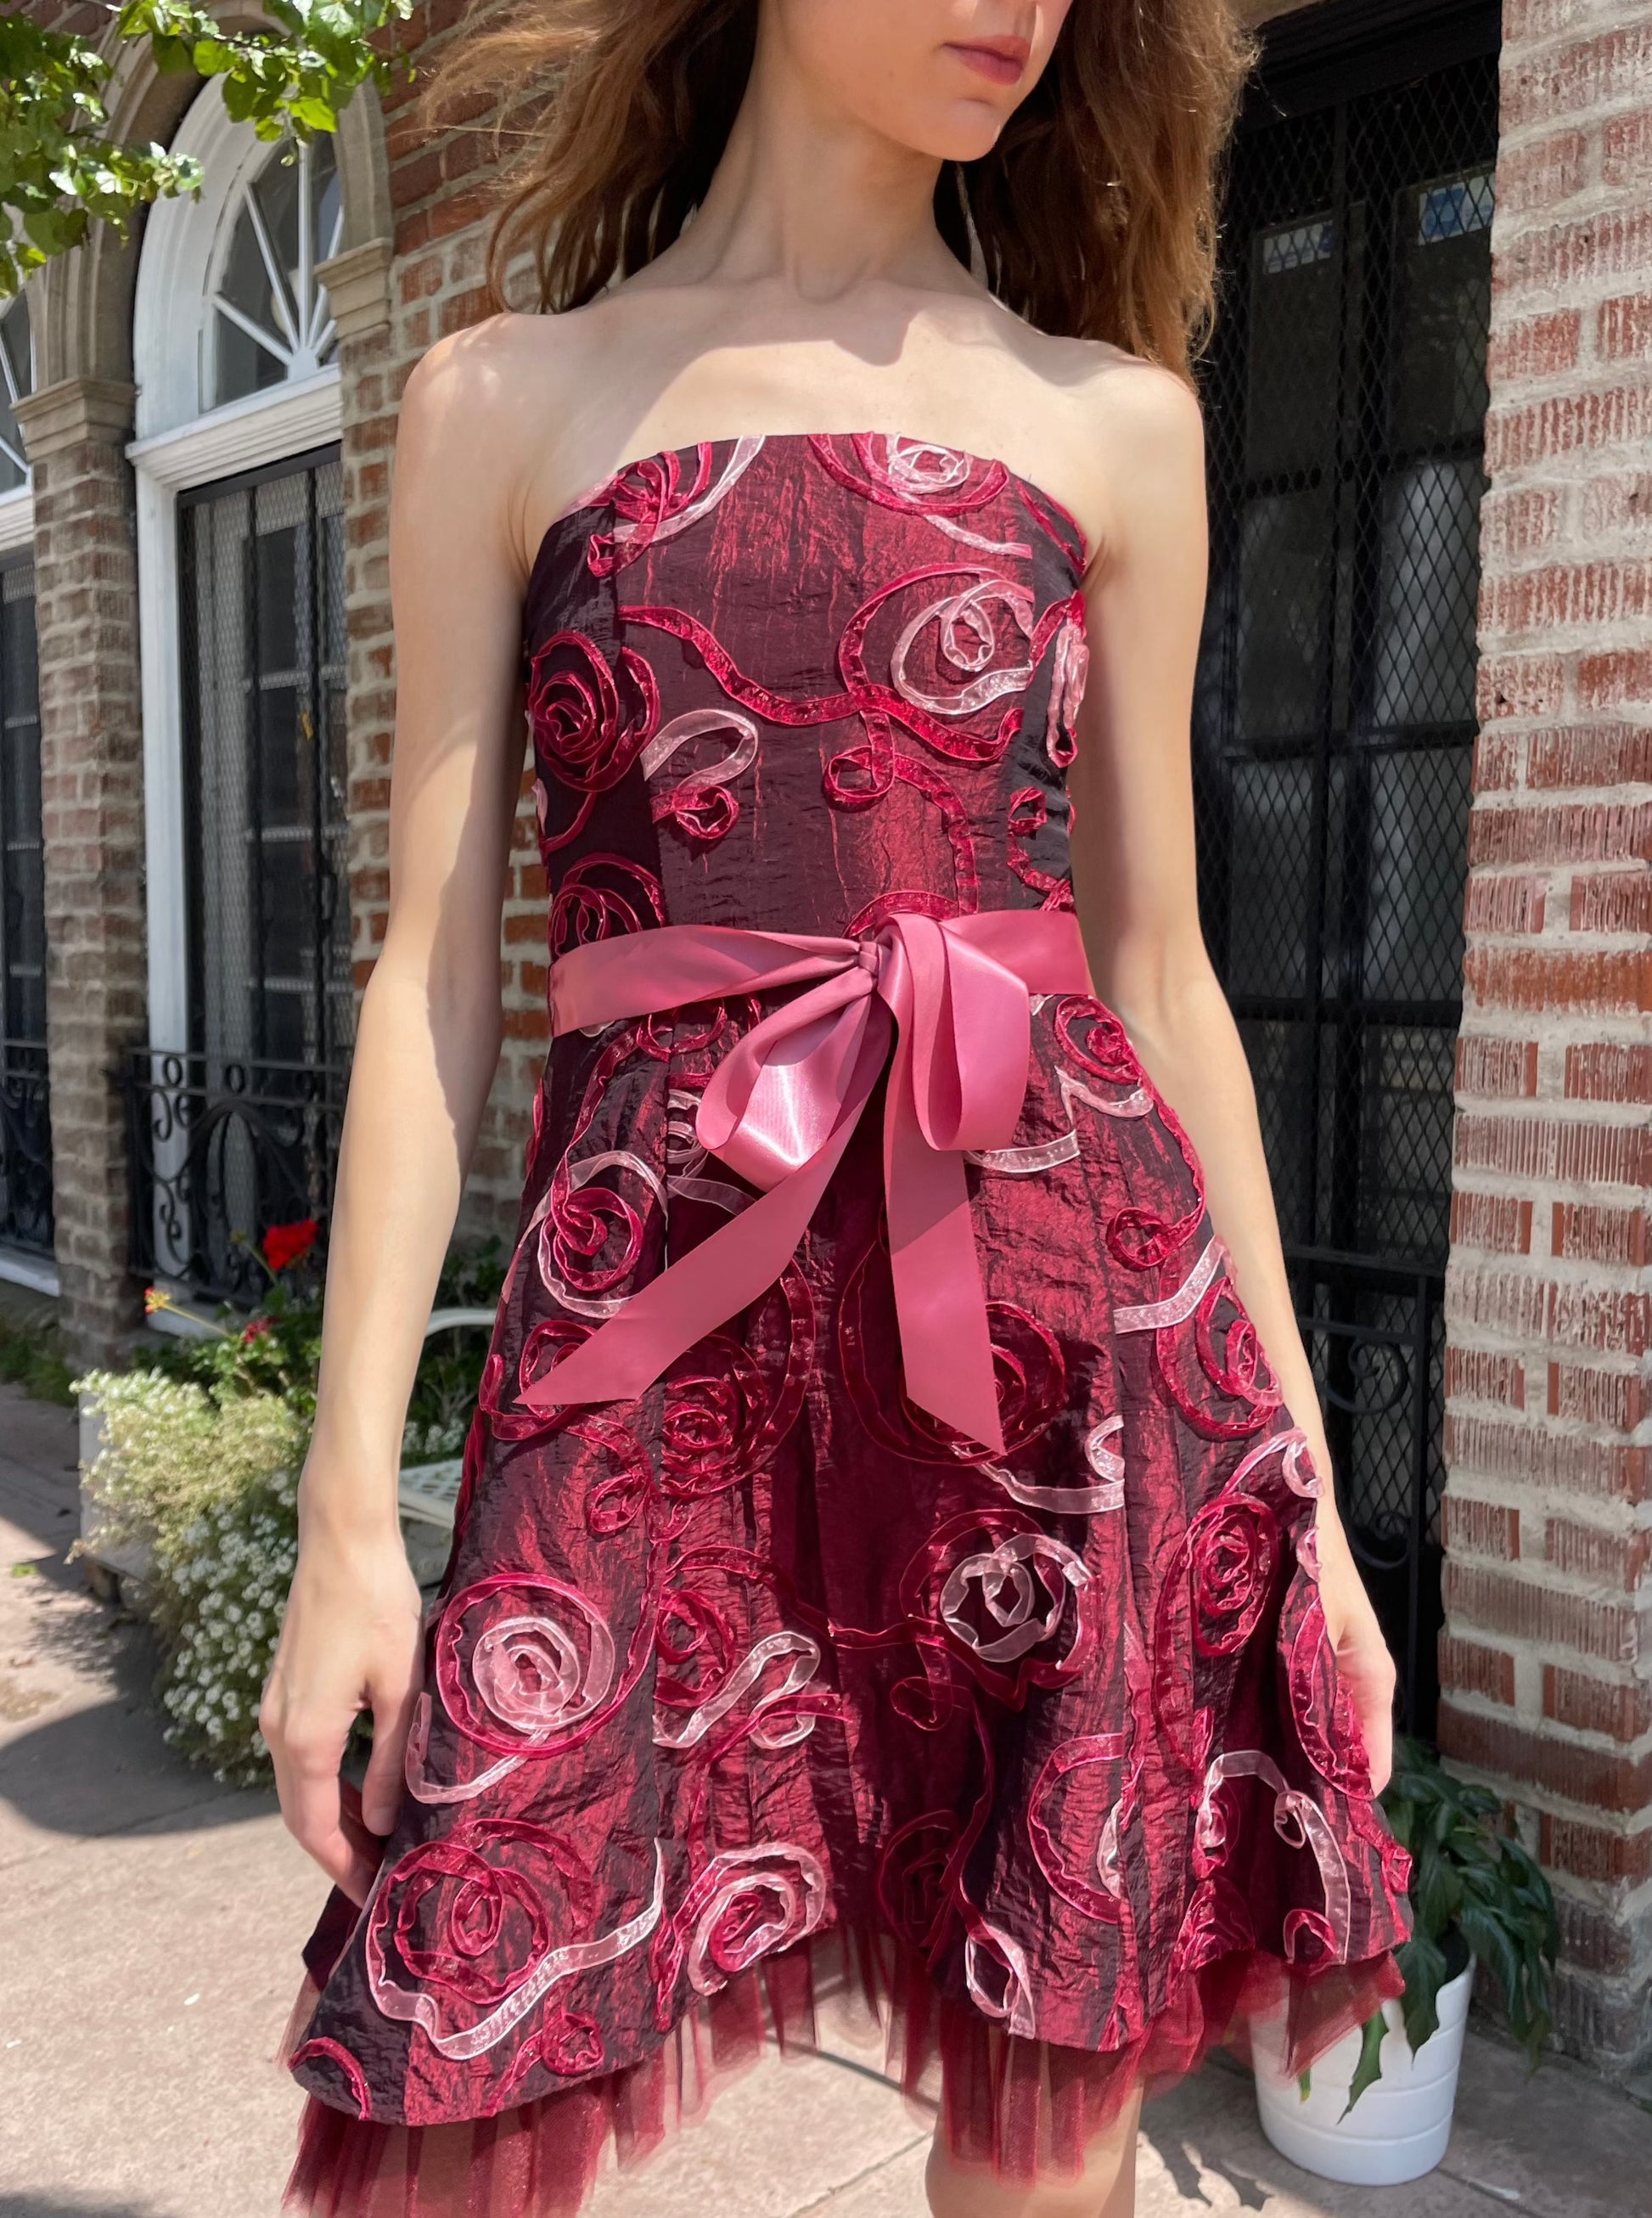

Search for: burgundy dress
xmin=284 ymin=432 xmax=1413 ymax=2216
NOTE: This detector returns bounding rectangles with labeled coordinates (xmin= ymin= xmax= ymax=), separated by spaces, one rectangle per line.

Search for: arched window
xmin=130 ymin=87 xmax=352 ymax=1300
xmin=211 ymin=135 xmax=343 ymax=406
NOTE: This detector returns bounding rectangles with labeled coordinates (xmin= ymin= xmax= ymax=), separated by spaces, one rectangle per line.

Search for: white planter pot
xmin=1251 ymin=1960 xmax=1474 ymax=2185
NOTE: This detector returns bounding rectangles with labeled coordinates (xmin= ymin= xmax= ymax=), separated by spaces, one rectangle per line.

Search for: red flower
xmin=262 ymin=1219 xmax=318 ymax=1272
xmin=241 ymin=1315 xmax=274 ymax=1346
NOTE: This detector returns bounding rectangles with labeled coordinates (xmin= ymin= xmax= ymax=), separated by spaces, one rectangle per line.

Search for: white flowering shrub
xmin=157 ymin=1465 xmax=301 ymax=1783
xmin=74 ymin=1368 xmax=311 ymax=1785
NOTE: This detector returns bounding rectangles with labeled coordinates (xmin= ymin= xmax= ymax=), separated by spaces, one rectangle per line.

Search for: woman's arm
xmin=260 ymin=326 xmax=535 ymax=1902
xmin=1067 ymin=363 xmax=1399 ymax=1795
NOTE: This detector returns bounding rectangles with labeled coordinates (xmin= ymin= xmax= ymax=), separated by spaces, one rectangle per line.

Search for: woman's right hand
xmin=261 ymin=1502 xmax=425 ymax=1906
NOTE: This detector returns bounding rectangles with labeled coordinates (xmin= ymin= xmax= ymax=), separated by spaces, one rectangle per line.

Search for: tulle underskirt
xmin=280 ymin=1920 xmax=1405 ymax=2216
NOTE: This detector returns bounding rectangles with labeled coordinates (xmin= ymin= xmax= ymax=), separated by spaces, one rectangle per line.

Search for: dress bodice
xmin=521 ymin=432 xmax=1092 ymax=954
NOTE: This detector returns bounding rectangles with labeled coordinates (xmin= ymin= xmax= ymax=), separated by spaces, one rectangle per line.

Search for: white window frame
xmin=129 ymin=87 xmax=346 ymax=1292
xmin=129 ymin=85 xmax=345 ymax=1063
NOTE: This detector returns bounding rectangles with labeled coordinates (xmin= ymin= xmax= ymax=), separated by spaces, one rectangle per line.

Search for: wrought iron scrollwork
xmin=120 ymin=1046 xmax=346 ymax=1305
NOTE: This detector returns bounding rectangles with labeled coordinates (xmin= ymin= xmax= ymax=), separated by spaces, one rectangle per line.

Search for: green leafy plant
xmin=1318 ymin=1731 xmax=1559 ymax=2116
xmin=138 ymin=1221 xmax=503 ymax=1460
xmin=0 ymin=1296 xmax=74 ymax=1404
xmin=139 ymin=1217 xmax=327 ymax=1413
xmin=71 ymin=1365 xmax=309 ymax=1782
xmin=76 ymin=1224 xmax=503 ymax=1782
xmin=0 ymin=0 xmax=413 ymax=297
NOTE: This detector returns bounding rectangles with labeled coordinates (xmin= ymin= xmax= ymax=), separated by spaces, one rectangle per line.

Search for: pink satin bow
xmin=518 ymin=909 xmax=1093 ymax=1455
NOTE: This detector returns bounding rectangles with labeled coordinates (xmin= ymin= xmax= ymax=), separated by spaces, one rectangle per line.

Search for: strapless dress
xmin=283 ymin=431 xmax=1413 ymax=2217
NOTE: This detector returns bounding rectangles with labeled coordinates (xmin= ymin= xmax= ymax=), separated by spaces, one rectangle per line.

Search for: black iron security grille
xmin=121 ymin=1046 xmax=346 ymax=1305
xmin=0 ymin=557 xmax=51 ymax=1256
xmin=1194 ymin=14 xmax=1500 ymax=1737
xmin=123 ymin=448 xmax=352 ymax=1298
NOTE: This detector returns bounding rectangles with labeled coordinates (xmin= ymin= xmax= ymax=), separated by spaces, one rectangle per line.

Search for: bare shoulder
xmin=402 ymin=306 xmax=615 ymax=419
xmin=1080 ymin=347 xmax=1205 ymax=471
xmin=395 ymin=307 xmax=618 ymax=575
xmin=981 ymin=313 xmax=1203 ymax=570
xmin=1059 ymin=346 xmax=1206 ymax=581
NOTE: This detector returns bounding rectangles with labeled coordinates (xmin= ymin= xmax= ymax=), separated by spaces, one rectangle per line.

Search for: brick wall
xmin=1443 ymin=0 xmax=1652 ymax=2080
xmin=14 ymin=380 xmax=149 ymax=1368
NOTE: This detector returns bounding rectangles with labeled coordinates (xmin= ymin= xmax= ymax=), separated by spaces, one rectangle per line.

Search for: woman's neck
xmin=645 ymin=14 xmax=970 ymax=306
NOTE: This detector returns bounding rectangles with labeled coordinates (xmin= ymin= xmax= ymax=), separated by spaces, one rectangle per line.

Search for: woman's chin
xmin=886 ymin=104 xmax=1009 ymax=167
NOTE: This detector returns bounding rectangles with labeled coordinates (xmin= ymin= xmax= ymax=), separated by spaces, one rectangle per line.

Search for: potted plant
xmin=1251 ymin=1732 xmax=1559 ymax=2185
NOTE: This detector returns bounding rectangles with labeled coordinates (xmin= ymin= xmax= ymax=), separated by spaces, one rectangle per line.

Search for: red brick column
xmin=1443 ymin=0 xmax=1652 ymax=2081
xmin=12 ymin=376 xmax=148 ymax=1369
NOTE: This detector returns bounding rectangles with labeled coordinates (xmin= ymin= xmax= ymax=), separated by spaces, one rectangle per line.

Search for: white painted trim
xmin=134 ymin=469 xmax=188 ymax=1059
xmin=0 ymin=1247 xmax=59 ymax=1296
xmin=125 ymin=367 xmax=342 ymax=491
xmin=132 ymin=85 xmax=342 ymax=442
xmin=0 ymin=487 xmax=33 ymax=556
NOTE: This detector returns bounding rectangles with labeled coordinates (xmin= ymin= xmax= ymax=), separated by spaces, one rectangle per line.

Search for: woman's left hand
xmin=1314 ymin=1527 xmax=1398 ymax=1795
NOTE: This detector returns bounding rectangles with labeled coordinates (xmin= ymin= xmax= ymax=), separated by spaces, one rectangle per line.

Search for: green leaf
xmin=1458 ymin=1902 xmax=1521 ymax=2011
xmin=1396 ymin=1930 xmax=1447 ymax=2053
xmin=1337 ymin=2008 xmax=1389 ymax=2119
xmin=288 ymin=95 xmax=340 ymax=133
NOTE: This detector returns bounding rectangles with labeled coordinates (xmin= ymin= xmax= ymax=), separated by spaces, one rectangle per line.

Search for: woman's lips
xmin=945 ymin=38 xmax=1030 ymax=87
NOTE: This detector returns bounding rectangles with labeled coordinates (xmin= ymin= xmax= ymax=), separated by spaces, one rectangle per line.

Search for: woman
xmin=264 ymin=5 xmax=1414 ymax=2215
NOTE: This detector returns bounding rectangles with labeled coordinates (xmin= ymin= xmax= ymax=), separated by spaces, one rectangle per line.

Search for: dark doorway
xmin=1194 ymin=2 xmax=1502 ymax=1738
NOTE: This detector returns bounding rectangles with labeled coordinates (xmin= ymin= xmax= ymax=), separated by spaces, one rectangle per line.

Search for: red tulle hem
xmin=280 ymin=1922 xmax=1405 ymax=2216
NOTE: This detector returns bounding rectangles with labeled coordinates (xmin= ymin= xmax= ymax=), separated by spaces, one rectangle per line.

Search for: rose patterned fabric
xmin=284 ymin=432 xmax=1413 ymax=2217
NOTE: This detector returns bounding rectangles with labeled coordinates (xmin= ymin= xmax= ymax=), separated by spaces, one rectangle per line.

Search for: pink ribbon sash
xmin=518 ymin=909 xmax=1093 ymax=1456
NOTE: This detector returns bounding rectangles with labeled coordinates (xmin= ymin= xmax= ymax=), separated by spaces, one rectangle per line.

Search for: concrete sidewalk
xmin=1 ymin=1379 xmax=1645 ymax=2217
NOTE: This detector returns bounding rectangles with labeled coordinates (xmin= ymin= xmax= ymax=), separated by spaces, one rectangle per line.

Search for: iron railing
xmin=0 ymin=1037 xmax=52 ymax=1255
xmin=1290 ymin=1247 xmax=1445 ymax=1737
xmin=119 ymin=1046 xmax=345 ymax=1305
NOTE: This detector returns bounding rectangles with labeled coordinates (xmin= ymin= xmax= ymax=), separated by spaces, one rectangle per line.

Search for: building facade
xmin=5 ymin=0 xmax=1649 ymax=2084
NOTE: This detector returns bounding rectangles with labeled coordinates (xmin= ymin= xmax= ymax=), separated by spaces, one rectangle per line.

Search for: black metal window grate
xmin=178 ymin=445 xmax=352 ymax=1072
xmin=126 ymin=447 xmax=352 ymax=1301
xmin=0 ymin=557 xmax=51 ymax=1255
xmin=1194 ymin=15 xmax=1499 ymax=1737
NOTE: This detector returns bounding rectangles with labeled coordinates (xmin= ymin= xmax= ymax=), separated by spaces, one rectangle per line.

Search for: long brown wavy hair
xmin=420 ymin=0 xmax=1257 ymax=379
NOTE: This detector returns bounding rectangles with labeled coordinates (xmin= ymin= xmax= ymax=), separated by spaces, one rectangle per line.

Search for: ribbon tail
xmin=885 ymin=1086 xmax=1005 ymax=1460
xmin=518 ymin=1129 xmax=851 ymax=1411
xmin=520 ymin=1007 xmax=891 ymax=1416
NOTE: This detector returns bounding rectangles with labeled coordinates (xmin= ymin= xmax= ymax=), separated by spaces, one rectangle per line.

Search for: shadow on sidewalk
xmin=0 ymin=2198 xmax=169 ymax=2217
xmin=0 ymin=1691 xmax=278 ymax=1841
